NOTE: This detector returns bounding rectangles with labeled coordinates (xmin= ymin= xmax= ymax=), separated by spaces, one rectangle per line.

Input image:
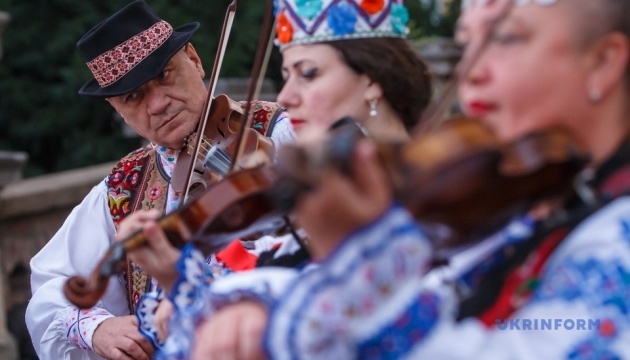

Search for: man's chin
xmin=152 ymin=137 xmax=186 ymax=151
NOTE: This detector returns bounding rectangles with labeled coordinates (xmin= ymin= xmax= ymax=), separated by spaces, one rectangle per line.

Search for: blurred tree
xmin=0 ymin=0 xmax=458 ymax=177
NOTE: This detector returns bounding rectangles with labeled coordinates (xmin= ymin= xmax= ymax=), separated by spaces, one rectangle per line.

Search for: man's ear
xmin=184 ymin=43 xmax=205 ymax=78
xmin=586 ymin=32 xmax=630 ymax=100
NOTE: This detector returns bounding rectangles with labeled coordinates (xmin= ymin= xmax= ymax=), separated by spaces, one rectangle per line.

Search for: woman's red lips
xmin=466 ymin=101 xmax=496 ymax=117
xmin=290 ymin=118 xmax=306 ymax=130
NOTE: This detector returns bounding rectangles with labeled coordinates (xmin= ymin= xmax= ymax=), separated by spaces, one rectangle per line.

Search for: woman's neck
xmin=363 ymin=103 xmax=410 ymax=143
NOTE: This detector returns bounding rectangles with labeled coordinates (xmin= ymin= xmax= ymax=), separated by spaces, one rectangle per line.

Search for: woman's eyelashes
xmin=301 ymin=67 xmax=318 ymax=80
xmin=490 ymin=28 xmax=525 ymax=46
xmin=281 ymin=66 xmax=318 ymax=84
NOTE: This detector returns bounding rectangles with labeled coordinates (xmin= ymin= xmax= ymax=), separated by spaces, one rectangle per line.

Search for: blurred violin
xmin=266 ymin=0 xmax=589 ymax=243
xmin=272 ymin=117 xmax=589 ymax=246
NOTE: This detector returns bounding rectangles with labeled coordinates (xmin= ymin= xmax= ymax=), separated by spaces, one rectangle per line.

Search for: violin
xmin=64 ymin=164 xmax=288 ymax=309
xmin=172 ymin=94 xmax=277 ymax=198
xmin=171 ymin=0 xmax=279 ymax=203
xmin=63 ymin=0 xmax=281 ymax=309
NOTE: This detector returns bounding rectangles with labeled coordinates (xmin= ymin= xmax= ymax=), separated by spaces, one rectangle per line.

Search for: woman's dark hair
xmin=588 ymin=0 xmax=630 ymax=86
xmin=326 ymin=37 xmax=432 ymax=132
xmin=606 ymin=0 xmax=630 ymax=86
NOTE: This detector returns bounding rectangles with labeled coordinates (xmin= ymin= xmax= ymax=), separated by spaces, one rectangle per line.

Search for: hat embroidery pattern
xmin=275 ymin=0 xmax=409 ymax=49
xmin=87 ymin=20 xmax=173 ymax=88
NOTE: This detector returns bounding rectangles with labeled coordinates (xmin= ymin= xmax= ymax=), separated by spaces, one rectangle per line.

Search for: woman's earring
xmin=589 ymin=88 xmax=602 ymax=103
xmin=369 ymin=99 xmax=379 ymax=117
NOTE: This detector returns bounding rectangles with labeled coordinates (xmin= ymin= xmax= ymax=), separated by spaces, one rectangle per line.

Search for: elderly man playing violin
xmin=25 ymin=1 xmax=295 ymax=359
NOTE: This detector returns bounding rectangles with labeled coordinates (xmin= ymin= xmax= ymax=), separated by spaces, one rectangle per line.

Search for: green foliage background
xmin=0 ymin=0 xmax=459 ymax=177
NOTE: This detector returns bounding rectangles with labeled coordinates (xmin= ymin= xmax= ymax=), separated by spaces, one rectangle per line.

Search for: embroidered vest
xmin=106 ymin=146 xmax=169 ymax=313
xmin=106 ymin=100 xmax=285 ymax=313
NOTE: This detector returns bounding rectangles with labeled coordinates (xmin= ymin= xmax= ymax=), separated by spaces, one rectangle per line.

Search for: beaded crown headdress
xmin=274 ymin=0 xmax=410 ymax=50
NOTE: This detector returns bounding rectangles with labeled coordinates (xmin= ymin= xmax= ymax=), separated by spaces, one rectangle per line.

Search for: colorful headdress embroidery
xmin=275 ymin=0 xmax=410 ymax=50
xmin=461 ymin=0 xmax=557 ymax=11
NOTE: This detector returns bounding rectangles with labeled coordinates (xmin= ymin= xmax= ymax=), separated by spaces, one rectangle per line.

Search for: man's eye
xmin=158 ymin=70 xmax=170 ymax=80
xmin=125 ymin=92 xmax=138 ymax=102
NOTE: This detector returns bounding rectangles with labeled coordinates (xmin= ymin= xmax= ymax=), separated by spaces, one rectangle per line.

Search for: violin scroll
xmin=63 ymin=214 xmax=188 ymax=308
xmin=64 ymin=275 xmax=108 ymax=310
xmin=63 ymin=241 xmax=126 ymax=309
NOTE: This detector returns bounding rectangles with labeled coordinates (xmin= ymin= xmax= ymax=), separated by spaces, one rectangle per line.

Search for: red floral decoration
xmin=148 ymin=185 xmax=163 ymax=201
xmin=360 ymin=0 xmax=385 ymax=15
xmin=276 ymin=11 xmax=293 ymax=44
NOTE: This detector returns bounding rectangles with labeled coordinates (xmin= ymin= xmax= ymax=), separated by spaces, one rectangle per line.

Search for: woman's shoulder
xmin=535 ymin=196 xmax=630 ymax=304
xmin=549 ymin=196 xmax=630 ymax=267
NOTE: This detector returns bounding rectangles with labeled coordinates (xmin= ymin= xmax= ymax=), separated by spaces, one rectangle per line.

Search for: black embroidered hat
xmin=77 ymin=0 xmax=199 ymax=98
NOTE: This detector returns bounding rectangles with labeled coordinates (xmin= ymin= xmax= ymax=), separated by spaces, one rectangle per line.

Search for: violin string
xmin=186 ymin=134 xmax=236 ymax=176
xmin=187 ymin=138 xmax=212 ymax=157
xmin=205 ymin=147 xmax=232 ymax=175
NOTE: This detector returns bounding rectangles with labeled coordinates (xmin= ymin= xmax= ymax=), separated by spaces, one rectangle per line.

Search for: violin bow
xmin=413 ymin=0 xmax=515 ymax=136
xmin=172 ymin=0 xmax=238 ymax=205
xmin=229 ymin=0 xmax=276 ymax=173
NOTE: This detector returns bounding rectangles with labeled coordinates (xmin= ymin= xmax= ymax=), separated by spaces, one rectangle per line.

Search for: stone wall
xmin=0 ymin=161 xmax=115 ymax=359
xmin=0 ymin=161 xmax=116 ymax=290
xmin=0 ymin=10 xmax=19 ymax=360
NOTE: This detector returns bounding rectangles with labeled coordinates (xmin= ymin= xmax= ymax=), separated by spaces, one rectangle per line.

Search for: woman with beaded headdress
xmin=114 ymin=0 xmax=435 ymax=357
xmin=181 ymin=0 xmax=630 ymax=358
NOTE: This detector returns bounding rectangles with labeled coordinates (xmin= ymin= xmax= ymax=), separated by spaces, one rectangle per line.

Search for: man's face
xmin=107 ymin=44 xmax=207 ymax=149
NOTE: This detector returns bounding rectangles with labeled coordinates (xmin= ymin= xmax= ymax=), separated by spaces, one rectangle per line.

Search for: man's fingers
xmin=116 ymin=209 xmax=161 ymax=241
xmin=139 ymin=208 xmax=161 ymax=219
xmin=119 ymin=336 xmax=151 ymax=360
xmin=107 ymin=347 xmax=135 ymax=360
xmin=143 ymin=221 xmax=177 ymax=255
xmin=127 ymin=331 xmax=155 ymax=358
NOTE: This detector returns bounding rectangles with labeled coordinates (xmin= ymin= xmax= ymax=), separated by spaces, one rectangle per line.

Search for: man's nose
xmin=145 ymin=82 xmax=169 ymax=115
